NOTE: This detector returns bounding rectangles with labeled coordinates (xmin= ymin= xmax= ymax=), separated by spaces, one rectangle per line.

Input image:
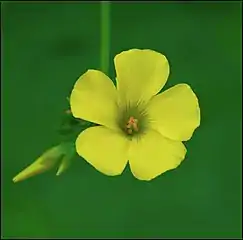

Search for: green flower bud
xmin=13 ymin=142 xmax=75 ymax=183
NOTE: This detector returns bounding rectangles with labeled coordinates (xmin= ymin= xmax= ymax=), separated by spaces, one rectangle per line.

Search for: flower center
xmin=126 ymin=116 xmax=139 ymax=135
xmin=117 ymin=102 xmax=149 ymax=138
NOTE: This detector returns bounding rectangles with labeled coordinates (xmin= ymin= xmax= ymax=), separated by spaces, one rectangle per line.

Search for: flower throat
xmin=118 ymin=103 xmax=149 ymax=138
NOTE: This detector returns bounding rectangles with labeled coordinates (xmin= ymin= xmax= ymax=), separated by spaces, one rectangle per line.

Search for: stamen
xmin=117 ymin=102 xmax=149 ymax=137
xmin=126 ymin=116 xmax=139 ymax=134
xmin=127 ymin=129 xmax=133 ymax=135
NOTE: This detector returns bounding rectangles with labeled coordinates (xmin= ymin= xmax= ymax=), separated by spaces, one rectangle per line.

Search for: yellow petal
xmin=70 ymin=69 xmax=118 ymax=130
xmin=76 ymin=126 xmax=129 ymax=176
xmin=128 ymin=130 xmax=186 ymax=181
xmin=114 ymin=49 xmax=169 ymax=105
xmin=147 ymin=84 xmax=200 ymax=141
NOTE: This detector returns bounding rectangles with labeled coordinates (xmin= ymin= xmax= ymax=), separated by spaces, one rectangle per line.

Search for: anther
xmin=126 ymin=116 xmax=139 ymax=134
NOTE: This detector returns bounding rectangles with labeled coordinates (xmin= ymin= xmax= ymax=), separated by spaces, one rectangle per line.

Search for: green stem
xmin=100 ymin=1 xmax=110 ymax=74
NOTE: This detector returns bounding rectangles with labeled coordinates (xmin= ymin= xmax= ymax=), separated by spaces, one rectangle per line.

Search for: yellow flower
xmin=70 ymin=49 xmax=200 ymax=181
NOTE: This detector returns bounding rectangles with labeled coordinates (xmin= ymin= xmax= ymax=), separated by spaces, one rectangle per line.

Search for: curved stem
xmin=100 ymin=1 xmax=110 ymax=74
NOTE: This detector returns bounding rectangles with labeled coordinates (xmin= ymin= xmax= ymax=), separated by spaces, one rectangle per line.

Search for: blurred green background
xmin=2 ymin=1 xmax=242 ymax=238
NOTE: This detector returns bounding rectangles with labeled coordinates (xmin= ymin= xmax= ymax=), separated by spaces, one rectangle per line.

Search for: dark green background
xmin=2 ymin=1 xmax=242 ymax=238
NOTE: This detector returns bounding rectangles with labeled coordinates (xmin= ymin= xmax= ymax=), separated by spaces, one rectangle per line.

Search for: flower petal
xmin=128 ymin=130 xmax=186 ymax=181
xmin=76 ymin=126 xmax=129 ymax=176
xmin=147 ymin=84 xmax=200 ymax=141
xmin=70 ymin=69 xmax=118 ymax=129
xmin=114 ymin=49 xmax=169 ymax=105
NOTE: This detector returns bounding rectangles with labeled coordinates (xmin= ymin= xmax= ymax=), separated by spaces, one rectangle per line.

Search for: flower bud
xmin=13 ymin=142 xmax=75 ymax=183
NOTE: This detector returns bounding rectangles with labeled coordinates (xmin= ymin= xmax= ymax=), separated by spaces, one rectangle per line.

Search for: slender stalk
xmin=100 ymin=1 xmax=110 ymax=74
